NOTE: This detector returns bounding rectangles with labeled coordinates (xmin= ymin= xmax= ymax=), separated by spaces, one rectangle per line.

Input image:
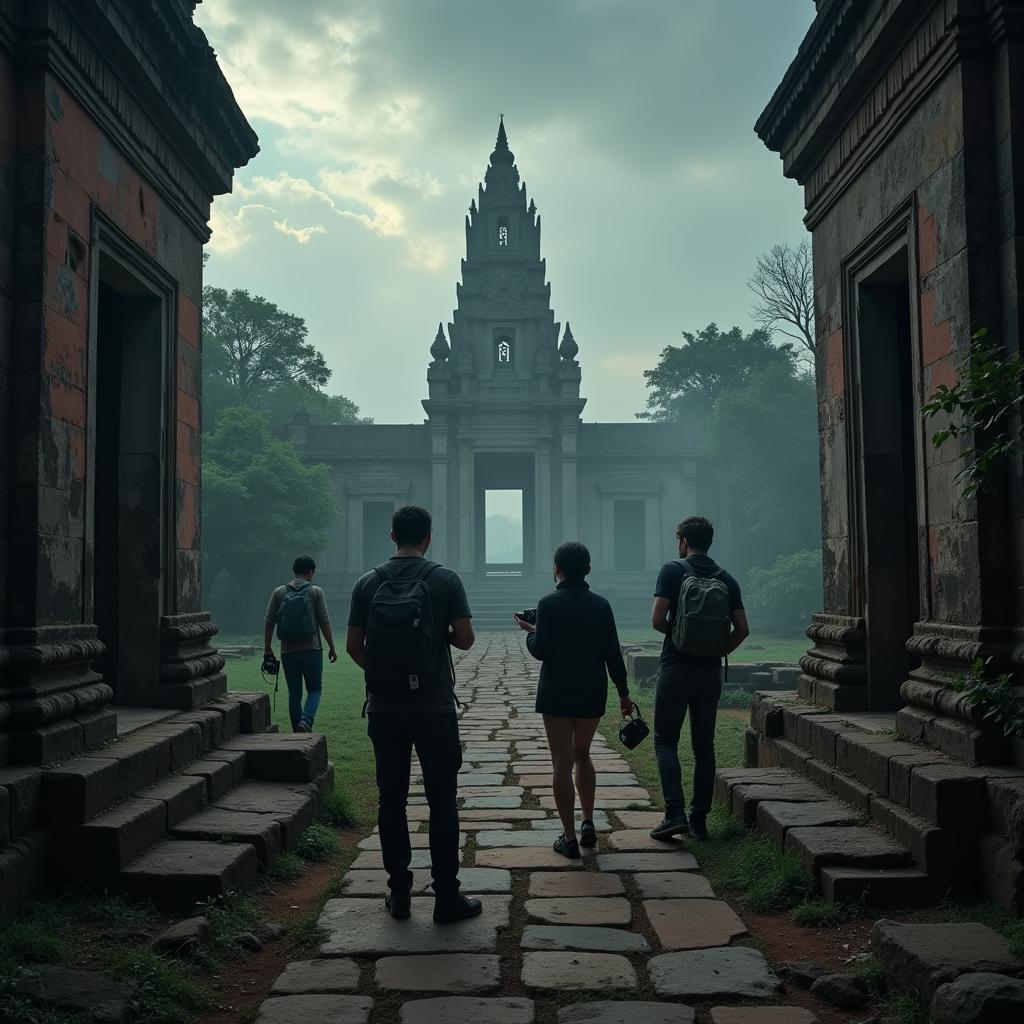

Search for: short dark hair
xmin=554 ymin=541 xmax=591 ymax=581
xmin=293 ymin=555 xmax=317 ymax=575
xmin=392 ymin=505 xmax=432 ymax=546
xmin=677 ymin=516 xmax=714 ymax=551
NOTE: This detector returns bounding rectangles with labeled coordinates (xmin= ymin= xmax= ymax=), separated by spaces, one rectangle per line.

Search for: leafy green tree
xmin=203 ymin=405 xmax=336 ymax=624
xmin=703 ymin=362 xmax=820 ymax=556
xmin=745 ymin=549 xmax=823 ymax=633
xmin=638 ymin=324 xmax=795 ymax=421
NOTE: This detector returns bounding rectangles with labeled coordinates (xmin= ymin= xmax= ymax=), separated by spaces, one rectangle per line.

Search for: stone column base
xmin=158 ymin=612 xmax=227 ymax=709
xmin=797 ymin=613 xmax=867 ymax=711
xmin=0 ymin=625 xmax=116 ymax=765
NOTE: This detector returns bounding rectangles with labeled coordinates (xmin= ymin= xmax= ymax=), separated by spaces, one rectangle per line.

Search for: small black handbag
xmin=618 ymin=703 xmax=651 ymax=749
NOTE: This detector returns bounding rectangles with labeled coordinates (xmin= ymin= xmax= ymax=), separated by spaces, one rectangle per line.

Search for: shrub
xmin=745 ymin=550 xmax=822 ymax=633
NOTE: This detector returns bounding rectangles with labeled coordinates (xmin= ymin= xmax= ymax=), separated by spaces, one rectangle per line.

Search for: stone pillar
xmin=430 ymin=431 xmax=449 ymax=566
xmin=457 ymin=438 xmax=474 ymax=574
xmin=560 ymin=428 xmax=579 ymax=540
xmin=535 ymin=441 xmax=553 ymax=574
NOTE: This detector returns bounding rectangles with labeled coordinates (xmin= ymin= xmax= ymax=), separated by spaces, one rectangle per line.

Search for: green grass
xmin=295 ymin=823 xmax=340 ymax=862
xmin=266 ymin=852 xmax=306 ymax=883
xmin=617 ymin=629 xmax=808 ymax=665
xmin=922 ymin=900 xmax=1024 ymax=958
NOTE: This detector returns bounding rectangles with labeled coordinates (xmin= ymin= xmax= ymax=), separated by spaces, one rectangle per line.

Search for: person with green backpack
xmin=264 ymin=555 xmax=337 ymax=733
xmin=649 ymin=516 xmax=749 ymax=841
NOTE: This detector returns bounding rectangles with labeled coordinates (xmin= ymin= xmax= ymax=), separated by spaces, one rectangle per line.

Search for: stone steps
xmin=728 ymin=690 xmax=1024 ymax=911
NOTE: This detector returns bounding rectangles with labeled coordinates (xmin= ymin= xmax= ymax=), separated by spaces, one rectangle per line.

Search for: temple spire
xmin=430 ymin=322 xmax=450 ymax=363
xmin=559 ymin=322 xmax=579 ymax=362
xmin=490 ymin=114 xmax=514 ymax=165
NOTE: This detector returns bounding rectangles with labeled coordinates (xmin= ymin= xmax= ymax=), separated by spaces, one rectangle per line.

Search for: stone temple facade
xmin=291 ymin=122 xmax=721 ymax=627
xmin=743 ymin=0 xmax=1024 ymax=913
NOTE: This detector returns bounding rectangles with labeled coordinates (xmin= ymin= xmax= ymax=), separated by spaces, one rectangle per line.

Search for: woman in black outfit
xmin=514 ymin=541 xmax=633 ymax=858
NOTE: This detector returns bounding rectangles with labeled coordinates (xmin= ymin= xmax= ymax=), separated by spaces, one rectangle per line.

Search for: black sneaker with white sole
xmin=649 ymin=814 xmax=690 ymax=841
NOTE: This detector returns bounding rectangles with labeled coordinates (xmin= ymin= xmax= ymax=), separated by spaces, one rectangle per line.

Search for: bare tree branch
xmin=749 ymin=240 xmax=816 ymax=358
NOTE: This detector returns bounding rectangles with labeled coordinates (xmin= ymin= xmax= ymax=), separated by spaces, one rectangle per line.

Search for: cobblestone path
xmin=256 ymin=634 xmax=816 ymax=1024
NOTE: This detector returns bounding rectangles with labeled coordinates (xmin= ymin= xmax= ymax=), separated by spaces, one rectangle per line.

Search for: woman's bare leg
xmin=543 ymin=714 xmax=577 ymax=841
xmin=572 ymin=717 xmax=601 ymax=822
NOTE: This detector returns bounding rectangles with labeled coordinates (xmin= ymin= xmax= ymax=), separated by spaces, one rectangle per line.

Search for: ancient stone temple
xmin=291 ymin=121 xmax=718 ymax=627
xmin=738 ymin=0 xmax=1024 ymax=913
xmin=0 ymin=0 xmax=331 ymax=914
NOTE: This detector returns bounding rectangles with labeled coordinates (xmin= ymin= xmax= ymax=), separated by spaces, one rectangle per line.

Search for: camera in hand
xmin=515 ymin=608 xmax=537 ymax=625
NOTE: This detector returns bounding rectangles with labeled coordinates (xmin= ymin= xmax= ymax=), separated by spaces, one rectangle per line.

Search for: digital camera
xmin=515 ymin=608 xmax=537 ymax=625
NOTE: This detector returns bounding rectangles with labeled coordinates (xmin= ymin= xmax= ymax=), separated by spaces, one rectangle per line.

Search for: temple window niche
xmin=496 ymin=335 xmax=513 ymax=366
xmin=497 ymin=215 xmax=509 ymax=246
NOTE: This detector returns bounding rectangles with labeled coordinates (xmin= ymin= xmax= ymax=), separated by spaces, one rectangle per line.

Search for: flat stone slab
xmin=643 ymin=899 xmax=747 ymax=950
xmin=756 ymin=800 xmax=861 ymax=845
xmin=596 ymin=852 xmax=698 ymax=873
xmin=649 ymin=947 xmax=782 ymax=1000
xmin=119 ymin=839 xmax=257 ymax=905
xmin=271 ymin=959 xmax=360 ymax=994
xmin=709 ymin=1009 xmax=818 ymax=1024
xmin=521 ymin=925 xmax=649 ymax=953
xmin=872 ymin=919 xmax=1024 ymax=1004
xmin=460 ymin=809 xmax=544 ymax=821
xmin=540 ymin=796 xmax=650 ymax=810
xmin=931 ymin=972 xmax=1024 ymax=1024
xmin=457 ymin=774 xmax=507 ymax=786
xmin=526 ymin=897 xmax=632 ymax=926
xmin=350 ymin=850 xmax=437 ymax=870
xmin=530 ymin=813 xmax=611 ymax=830
xmin=358 ymin=833 xmax=466 ymax=850
xmin=12 ymin=965 xmax=132 ymax=1024
xmin=614 ymin=811 xmax=664 ymax=829
xmin=400 ymin=997 xmax=535 ymax=1024
xmin=528 ymin=872 xmax=624 ymax=897
xmin=785 ymin=827 xmax=913 ymax=878
xmin=559 ymin=1002 xmax=695 ymax=1024
xmin=476 ymin=830 xmax=592 ymax=848
xmin=607 ymin=830 xmax=688 ymax=852
xmin=462 ymin=796 xmax=521 ymax=809
xmin=375 ymin=954 xmax=499 ymax=992
xmin=256 ymin=994 xmax=372 ymax=1024
xmin=318 ymin=897 xmax=511 ymax=955
xmin=521 ymin=952 xmax=638 ymax=991
xmin=634 ymin=872 xmax=716 ymax=899
xmin=476 ymin=847 xmax=585 ymax=869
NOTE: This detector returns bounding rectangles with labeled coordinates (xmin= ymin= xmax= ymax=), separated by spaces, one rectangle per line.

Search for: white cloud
xmin=273 ymin=219 xmax=326 ymax=243
xmin=207 ymin=202 xmax=274 ymax=254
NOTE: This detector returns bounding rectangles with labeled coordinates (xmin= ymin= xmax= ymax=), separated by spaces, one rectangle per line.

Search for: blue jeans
xmin=653 ymin=662 xmax=721 ymax=818
xmin=281 ymin=649 xmax=323 ymax=730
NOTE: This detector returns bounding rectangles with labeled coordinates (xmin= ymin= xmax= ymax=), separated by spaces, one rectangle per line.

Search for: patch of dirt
xmin=199 ymin=827 xmax=360 ymax=1024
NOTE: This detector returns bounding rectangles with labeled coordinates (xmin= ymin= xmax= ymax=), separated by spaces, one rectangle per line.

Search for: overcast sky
xmin=196 ymin=0 xmax=813 ymax=424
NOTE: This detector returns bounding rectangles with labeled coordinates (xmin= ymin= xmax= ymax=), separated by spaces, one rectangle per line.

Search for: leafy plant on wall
xmin=923 ymin=329 xmax=1024 ymax=501
xmin=951 ymin=658 xmax=1024 ymax=739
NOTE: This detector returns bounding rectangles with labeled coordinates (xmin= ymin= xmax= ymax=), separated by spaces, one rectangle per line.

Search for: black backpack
xmin=364 ymin=561 xmax=444 ymax=697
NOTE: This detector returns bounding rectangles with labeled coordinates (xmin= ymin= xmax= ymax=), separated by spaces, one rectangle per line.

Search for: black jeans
xmin=367 ymin=712 xmax=463 ymax=896
xmin=653 ymin=662 xmax=722 ymax=819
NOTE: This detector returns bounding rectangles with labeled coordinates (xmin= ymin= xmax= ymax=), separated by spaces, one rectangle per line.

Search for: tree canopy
xmin=638 ymin=324 xmax=795 ymax=421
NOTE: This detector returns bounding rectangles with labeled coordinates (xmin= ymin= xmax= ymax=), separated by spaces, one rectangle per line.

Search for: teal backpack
xmin=670 ymin=559 xmax=731 ymax=657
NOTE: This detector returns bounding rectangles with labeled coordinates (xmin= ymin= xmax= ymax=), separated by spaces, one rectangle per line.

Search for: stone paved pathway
xmin=255 ymin=634 xmax=817 ymax=1023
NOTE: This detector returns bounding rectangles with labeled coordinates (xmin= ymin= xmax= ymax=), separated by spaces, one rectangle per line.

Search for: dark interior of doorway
xmin=474 ymin=452 xmax=535 ymax=577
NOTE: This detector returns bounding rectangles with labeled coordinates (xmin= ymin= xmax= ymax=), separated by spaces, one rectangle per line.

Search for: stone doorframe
xmin=344 ymin=476 xmax=412 ymax=576
xmin=595 ymin=477 xmax=664 ymax=574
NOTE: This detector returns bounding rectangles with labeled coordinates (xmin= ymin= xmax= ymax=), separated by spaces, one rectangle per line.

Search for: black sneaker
xmin=385 ymin=889 xmax=411 ymax=920
xmin=553 ymin=834 xmax=581 ymax=859
xmin=650 ymin=814 xmax=689 ymax=841
xmin=433 ymin=894 xmax=483 ymax=925
xmin=295 ymin=719 xmax=312 ymax=733
xmin=688 ymin=815 xmax=708 ymax=841
xmin=579 ymin=820 xmax=598 ymax=849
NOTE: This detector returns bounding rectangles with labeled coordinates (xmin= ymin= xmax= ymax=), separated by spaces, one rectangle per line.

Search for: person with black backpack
xmin=345 ymin=505 xmax=479 ymax=925
xmin=649 ymin=516 xmax=749 ymax=842
xmin=264 ymin=555 xmax=337 ymax=733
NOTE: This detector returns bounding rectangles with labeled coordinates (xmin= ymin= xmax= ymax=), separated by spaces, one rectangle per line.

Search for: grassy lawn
xmin=617 ymin=629 xmax=808 ymax=665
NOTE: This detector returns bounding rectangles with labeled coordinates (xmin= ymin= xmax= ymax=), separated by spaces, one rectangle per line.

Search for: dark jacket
xmin=527 ymin=579 xmax=629 ymax=718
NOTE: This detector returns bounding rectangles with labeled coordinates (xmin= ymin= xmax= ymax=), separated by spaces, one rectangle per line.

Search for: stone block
xmin=607 ymin=829 xmax=687 ymax=852
xmin=142 ymin=722 xmax=205 ymax=769
xmin=525 ymin=897 xmax=631 ymax=926
xmin=220 ymin=733 xmax=327 ymax=783
xmin=648 ymin=947 xmax=782 ymax=1000
xmin=757 ymin=800 xmax=860 ymax=845
xmin=173 ymin=708 xmax=225 ymax=750
xmin=81 ymin=735 xmax=172 ymax=801
xmin=521 ymin=951 xmax=637 ymax=991
xmin=559 ymin=1002 xmax=695 ymax=1024
xmin=709 ymin=1011 xmax=817 ymax=1024
xmin=978 ymin=833 xmax=1024 ymax=915
xmin=784 ymin=826 xmax=913 ymax=879
xmin=70 ymin=796 xmax=167 ymax=873
xmin=527 ymin=872 xmax=623 ymax=897
xmin=401 ymin=997 xmax=535 ymax=1024
xmin=830 ymin=771 xmax=873 ymax=813
xmin=151 ymin=916 xmax=210 ymax=954
xmin=182 ymin=752 xmax=246 ymax=801
xmin=868 ymin=797 xmax=955 ymax=886
xmin=888 ymin=752 xmax=949 ymax=807
xmin=521 ymin=925 xmax=649 ymax=953
xmin=803 ymin=758 xmax=834 ymax=791
xmin=986 ymin=777 xmax=1024 ymax=853
xmin=43 ymin=757 xmax=118 ymax=825
xmin=225 ymin=691 xmax=271 ymax=733
xmin=256 ymin=995 xmax=372 ymax=1024
xmin=375 ymin=953 xmax=500 ymax=992
xmin=118 ymin=839 xmax=258 ymax=907
xmin=643 ymin=898 xmax=746 ymax=949
xmin=872 ymin=919 xmax=1024 ymax=1004
xmin=0 ymin=767 xmax=42 ymax=837
xmin=596 ymin=851 xmax=698 ymax=872
xmin=731 ymin=783 xmax=830 ymax=824
xmin=930 ymin=971 xmax=1024 ymax=1024
xmin=634 ymin=871 xmax=716 ymax=899
xmin=820 ymin=867 xmax=933 ymax=906
xmin=613 ymin=811 xmax=663 ymax=829
xmin=141 ymin=774 xmax=207 ymax=826
xmin=476 ymin=847 xmax=584 ymax=869
xmin=215 ymin=781 xmax=316 ymax=848
xmin=0 ymin=829 xmax=50 ymax=915
xmin=475 ymin=829 xmax=569 ymax=848
xmin=13 ymin=965 xmax=131 ymax=1024
xmin=170 ymin=808 xmax=282 ymax=866
xmin=909 ymin=763 xmax=990 ymax=828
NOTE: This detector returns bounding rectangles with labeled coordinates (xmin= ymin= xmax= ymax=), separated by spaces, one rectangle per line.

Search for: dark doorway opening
xmin=855 ymin=247 xmax=921 ymax=709
xmin=614 ymin=500 xmax=646 ymax=571
xmin=93 ymin=257 xmax=168 ymax=705
xmin=474 ymin=453 xmax=535 ymax=576
xmin=362 ymin=501 xmax=394 ymax=567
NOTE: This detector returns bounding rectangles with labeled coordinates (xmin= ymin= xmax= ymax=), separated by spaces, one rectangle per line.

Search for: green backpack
xmin=670 ymin=559 xmax=732 ymax=657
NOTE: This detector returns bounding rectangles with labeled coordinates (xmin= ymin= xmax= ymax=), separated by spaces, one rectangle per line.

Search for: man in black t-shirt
xmin=649 ymin=515 xmax=749 ymax=841
xmin=346 ymin=505 xmax=481 ymax=925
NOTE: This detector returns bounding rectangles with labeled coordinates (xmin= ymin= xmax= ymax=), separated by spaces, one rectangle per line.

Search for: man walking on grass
xmin=264 ymin=555 xmax=337 ymax=733
xmin=649 ymin=516 xmax=749 ymax=841
xmin=346 ymin=505 xmax=480 ymax=924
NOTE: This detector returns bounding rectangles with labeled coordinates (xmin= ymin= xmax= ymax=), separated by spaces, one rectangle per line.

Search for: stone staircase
xmin=465 ymin=578 xmax=544 ymax=632
xmin=716 ymin=690 xmax=1024 ymax=912
xmin=0 ymin=692 xmax=334 ymax=912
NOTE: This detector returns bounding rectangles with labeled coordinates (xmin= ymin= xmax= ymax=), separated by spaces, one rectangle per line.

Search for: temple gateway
xmin=291 ymin=122 xmax=724 ymax=627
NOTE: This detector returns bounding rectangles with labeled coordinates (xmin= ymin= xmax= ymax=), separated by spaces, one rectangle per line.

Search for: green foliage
xmin=295 ymin=823 xmax=340 ymax=862
xmin=922 ymin=329 xmax=1024 ymax=500
xmin=745 ymin=549 xmax=823 ymax=633
xmin=789 ymin=897 xmax=863 ymax=927
xmin=267 ymin=852 xmax=305 ymax=882
xmin=854 ymin=955 xmax=887 ymax=995
xmin=320 ymin=787 xmax=359 ymax=828
xmin=886 ymin=993 xmax=929 ymax=1024
xmin=706 ymin=830 xmax=812 ymax=913
xmin=719 ymin=687 xmax=752 ymax=709
xmin=951 ymin=658 xmax=1024 ymax=738
xmin=638 ymin=323 xmax=796 ymax=421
